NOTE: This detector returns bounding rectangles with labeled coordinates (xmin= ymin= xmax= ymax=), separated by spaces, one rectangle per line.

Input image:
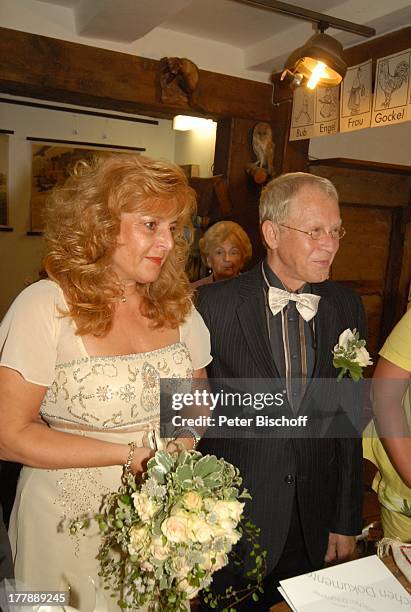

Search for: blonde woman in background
xmin=0 ymin=155 xmax=211 ymax=610
xmin=192 ymin=220 xmax=252 ymax=288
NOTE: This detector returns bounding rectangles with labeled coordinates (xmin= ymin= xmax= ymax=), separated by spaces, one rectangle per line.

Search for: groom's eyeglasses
xmin=280 ymin=224 xmax=346 ymax=240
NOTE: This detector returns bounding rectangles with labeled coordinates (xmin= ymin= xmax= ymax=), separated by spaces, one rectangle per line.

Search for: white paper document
xmin=279 ymin=555 xmax=411 ymax=611
xmin=278 ymin=586 xmax=298 ymax=611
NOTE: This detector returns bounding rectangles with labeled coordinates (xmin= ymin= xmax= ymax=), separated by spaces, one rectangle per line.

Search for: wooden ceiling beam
xmin=344 ymin=26 xmax=411 ymax=67
xmin=0 ymin=27 xmax=276 ymax=121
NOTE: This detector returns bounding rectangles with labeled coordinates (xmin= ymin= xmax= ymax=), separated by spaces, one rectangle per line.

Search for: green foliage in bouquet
xmin=92 ymin=450 xmax=266 ymax=611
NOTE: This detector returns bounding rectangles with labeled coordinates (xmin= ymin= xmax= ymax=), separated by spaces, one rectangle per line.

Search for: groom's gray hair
xmin=259 ymin=172 xmax=339 ymax=225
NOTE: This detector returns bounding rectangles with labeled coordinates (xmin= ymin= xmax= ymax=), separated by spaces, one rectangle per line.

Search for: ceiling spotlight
xmin=281 ymin=28 xmax=347 ymax=89
xmin=279 ymin=70 xmax=304 ymax=90
xmin=235 ymin=1 xmax=374 ymax=91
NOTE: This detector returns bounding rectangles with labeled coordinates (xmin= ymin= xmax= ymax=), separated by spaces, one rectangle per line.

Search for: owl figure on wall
xmin=252 ymin=122 xmax=275 ymax=176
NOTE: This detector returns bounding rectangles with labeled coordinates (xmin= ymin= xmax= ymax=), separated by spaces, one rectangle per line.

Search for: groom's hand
xmin=324 ymin=532 xmax=357 ymax=564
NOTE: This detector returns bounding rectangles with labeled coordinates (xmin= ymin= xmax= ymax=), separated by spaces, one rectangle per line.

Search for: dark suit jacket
xmin=196 ymin=263 xmax=366 ymax=573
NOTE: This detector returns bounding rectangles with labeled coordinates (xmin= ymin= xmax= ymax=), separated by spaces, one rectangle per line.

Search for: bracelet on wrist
xmin=124 ymin=441 xmax=137 ymax=473
xmin=172 ymin=426 xmax=200 ymax=450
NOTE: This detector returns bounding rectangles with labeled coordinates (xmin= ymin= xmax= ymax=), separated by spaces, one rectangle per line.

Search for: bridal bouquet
xmin=94 ymin=449 xmax=265 ymax=611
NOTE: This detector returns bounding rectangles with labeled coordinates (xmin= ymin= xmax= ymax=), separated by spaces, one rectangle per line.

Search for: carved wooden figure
xmin=159 ymin=57 xmax=199 ymax=106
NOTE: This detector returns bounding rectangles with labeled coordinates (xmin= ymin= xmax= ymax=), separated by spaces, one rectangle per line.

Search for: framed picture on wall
xmin=30 ymin=141 xmax=144 ymax=232
xmin=0 ymin=134 xmax=9 ymax=227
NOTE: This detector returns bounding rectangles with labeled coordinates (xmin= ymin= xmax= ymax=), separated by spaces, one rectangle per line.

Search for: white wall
xmin=0 ymin=98 xmax=176 ymax=317
xmin=0 ymin=99 xmax=218 ymax=317
xmin=174 ymin=121 xmax=217 ymax=177
xmin=309 ymin=121 xmax=411 ymax=166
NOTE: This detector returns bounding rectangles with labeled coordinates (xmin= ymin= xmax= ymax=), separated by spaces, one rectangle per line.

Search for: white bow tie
xmin=268 ymin=286 xmax=321 ymax=322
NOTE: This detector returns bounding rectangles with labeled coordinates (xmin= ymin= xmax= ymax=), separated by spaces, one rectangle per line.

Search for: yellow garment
xmin=363 ymin=310 xmax=411 ymax=543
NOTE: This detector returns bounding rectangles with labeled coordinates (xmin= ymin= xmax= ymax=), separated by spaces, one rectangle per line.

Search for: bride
xmin=0 ymin=154 xmax=211 ymax=610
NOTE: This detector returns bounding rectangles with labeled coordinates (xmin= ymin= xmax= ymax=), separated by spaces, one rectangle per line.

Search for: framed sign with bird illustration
xmin=372 ymin=50 xmax=410 ymax=127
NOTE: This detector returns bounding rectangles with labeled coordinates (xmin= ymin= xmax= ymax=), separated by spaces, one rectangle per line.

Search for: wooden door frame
xmin=309 ymin=158 xmax=411 ymax=348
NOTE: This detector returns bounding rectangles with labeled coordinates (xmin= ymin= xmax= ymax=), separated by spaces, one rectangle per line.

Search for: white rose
xmin=210 ymin=552 xmax=227 ymax=572
xmin=172 ymin=557 xmax=191 ymax=578
xmin=140 ymin=560 xmax=154 ymax=572
xmin=170 ymin=506 xmax=190 ymax=518
xmin=188 ymin=516 xmax=214 ymax=543
xmin=202 ymin=551 xmax=227 ymax=572
xmin=225 ymin=528 xmax=241 ymax=545
xmin=132 ymin=491 xmax=158 ymax=522
xmin=128 ymin=525 xmax=150 ymax=557
xmin=335 ymin=328 xmax=355 ymax=350
xmin=176 ymin=578 xmax=200 ymax=599
xmin=213 ymin=500 xmax=244 ymax=524
xmin=182 ymin=491 xmax=202 ymax=512
xmin=161 ymin=515 xmax=189 ymax=543
xmin=150 ymin=535 xmax=170 ymax=561
xmin=353 ymin=346 xmax=372 ymax=367
xmin=210 ymin=523 xmax=225 ymax=538
xmin=210 ymin=523 xmax=241 ymax=546
xmin=220 ymin=517 xmax=238 ymax=531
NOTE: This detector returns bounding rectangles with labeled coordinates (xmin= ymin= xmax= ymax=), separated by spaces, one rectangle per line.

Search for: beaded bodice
xmin=40 ymin=342 xmax=193 ymax=431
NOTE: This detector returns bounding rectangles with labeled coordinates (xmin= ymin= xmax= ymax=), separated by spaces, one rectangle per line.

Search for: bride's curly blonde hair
xmin=43 ymin=154 xmax=196 ymax=336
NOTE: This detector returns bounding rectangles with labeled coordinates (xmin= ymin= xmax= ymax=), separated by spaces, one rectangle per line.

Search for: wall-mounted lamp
xmin=281 ymin=26 xmax=347 ymax=90
xmin=172 ymin=115 xmax=216 ymax=131
xmin=234 ymin=1 xmax=376 ymax=90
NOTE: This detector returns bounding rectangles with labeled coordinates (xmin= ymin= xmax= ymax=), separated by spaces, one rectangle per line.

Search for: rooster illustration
xmin=378 ymin=60 xmax=409 ymax=108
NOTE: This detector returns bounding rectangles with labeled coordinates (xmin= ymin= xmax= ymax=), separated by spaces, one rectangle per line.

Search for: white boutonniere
xmin=332 ymin=328 xmax=373 ymax=381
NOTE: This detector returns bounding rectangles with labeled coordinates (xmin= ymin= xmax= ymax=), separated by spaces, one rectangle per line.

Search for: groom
xmin=197 ymin=172 xmax=366 ymax=609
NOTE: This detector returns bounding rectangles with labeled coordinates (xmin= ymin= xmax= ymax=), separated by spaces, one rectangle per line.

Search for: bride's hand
xmin=166 ymin=437 xmax=195 ymax=455
xmin=130 ymin=446 xmax=155 ymax=474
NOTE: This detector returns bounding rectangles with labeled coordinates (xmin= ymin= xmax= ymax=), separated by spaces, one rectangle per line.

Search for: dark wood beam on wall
xmin=270 ymin=79 xmax=310 ymax=173
xmin=275 ymin=98 xmax=309 ymax=173
xmin=344 ymin=26 xmax=411 ymax=70
xmin=0 ymin=27 xmax=276 ymax=122
xmin=214 ymin=117 xmax=266 ymax=264
xmin=212 ymin=108 xmax=309 ymax=263
xmin=380 ymin=206 xmax=407 ymax=346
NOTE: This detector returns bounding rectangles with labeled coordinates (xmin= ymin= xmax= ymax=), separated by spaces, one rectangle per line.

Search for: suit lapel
xmin=311 ymin=282 xmax=338 ymax=378
xmin=294 ymin=282 xmax=338 ymax=416
xmin=236 ymin=265 xmax=280 ymax=379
